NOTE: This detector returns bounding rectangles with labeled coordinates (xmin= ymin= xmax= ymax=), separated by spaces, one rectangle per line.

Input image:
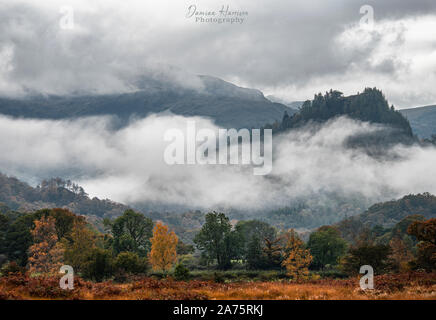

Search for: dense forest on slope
xmin=336 ymin=193 xmax=436 ymax=242
xmin=268 ymin=88 xmax=415 ymax=149
xmin=0 ymin=174 xmax=128 ymax=218
xmin=0 ymin=173 xmax=206 ymax=242
xmin=277 ymin=88 xmax=412 ymax=134
xmin=3 ymin=173 xmax=436 ymax=244
xmin=0 ymin=173 xmax=371 ymax=244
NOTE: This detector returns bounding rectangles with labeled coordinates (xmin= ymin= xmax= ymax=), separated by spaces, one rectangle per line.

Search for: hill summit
xmin=275 ymin=88 xmax=413 ymax=137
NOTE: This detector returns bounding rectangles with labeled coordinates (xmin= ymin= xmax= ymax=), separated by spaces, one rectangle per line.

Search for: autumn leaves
xmin=149 ymin=222 xmax=178 ymax=272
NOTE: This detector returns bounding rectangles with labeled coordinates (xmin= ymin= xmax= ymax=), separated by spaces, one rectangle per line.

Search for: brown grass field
xmin=1 ymin=272 xmax=435 ymax=300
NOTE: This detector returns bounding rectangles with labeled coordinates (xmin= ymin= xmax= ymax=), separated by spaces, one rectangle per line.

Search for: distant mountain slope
xmin=265 ymin=95 xmax=303 ymax=111
xmin=0 ymin=173 xmax=204 ymax=242
xmin=0 ymin=75 xmax=289 ymax=129
xmin=0 ymin=173 xmax=128 ymax=218
xmin=400 ymin=105 xmax=436 ymax=138
xmin=336 ymin=193 xmax=436 ymax=241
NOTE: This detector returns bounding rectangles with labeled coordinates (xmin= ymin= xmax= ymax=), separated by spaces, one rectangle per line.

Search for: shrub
xmin=81 ymin=248 xmax=114 ymax=282
xmin=315 ymin=269 xmax=348 ymax=279
xmin=213 ymin=272 xmax=225 ymax=283
xmin=174 ymin=263 xmax=190 ymax=281
xmin=26 ymin=276 xmax=72 ymax=298
xmin=340 ymin=244 xmax=394 ymax=275
xmin=407 ymin=219 xmax=436 ymax=271
xmin=0 ymin=254 xmax=7 ymax=268
xmin=177 ymin=254 xmax=199 ymax=270
xmin=0 ymin=261 xmax=25 ymax=276
xmin=91 ymin=281 xmax=123 ymax=298
xmin=114 ymin=252 xmax=149 ymax=275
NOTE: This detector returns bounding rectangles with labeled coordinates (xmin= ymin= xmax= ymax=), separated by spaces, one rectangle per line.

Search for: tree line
xmin=0 ymin=209 xmax=435 ymax=282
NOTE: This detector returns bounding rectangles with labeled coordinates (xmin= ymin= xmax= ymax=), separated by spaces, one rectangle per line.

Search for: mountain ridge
xmin=399 ymin=104 xmax=436 ymax=138
xmin=0 ymin=75 xmax=291 ymax=129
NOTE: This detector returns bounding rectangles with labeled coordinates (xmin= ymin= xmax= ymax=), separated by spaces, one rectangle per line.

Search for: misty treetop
xmin=273 ymin=88 xmax=413 ymax=138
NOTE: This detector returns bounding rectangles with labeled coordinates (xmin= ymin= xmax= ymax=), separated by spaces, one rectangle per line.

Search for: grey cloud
xmin=0 ymin=114 xmax=435 ymax=211
xmin=0 ymin=0 xmax=435 ymax=106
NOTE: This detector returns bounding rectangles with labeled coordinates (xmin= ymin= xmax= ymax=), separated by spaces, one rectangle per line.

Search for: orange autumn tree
xmin=148 ymin=222 xmax=178 ymax=272
xmin=282 ymin=229 xmax=313 ymax=280
xmin=28 ymin=216 xmax=64 ymax=275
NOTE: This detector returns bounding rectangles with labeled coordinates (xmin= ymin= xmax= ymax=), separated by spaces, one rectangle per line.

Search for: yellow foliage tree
xmin=282 ymin=229 xmax=312 ymax=280
xmin=28 ymin=216 xmax=65 ymax=275
xmin=148 ymin=222 xmax=178 ymax=272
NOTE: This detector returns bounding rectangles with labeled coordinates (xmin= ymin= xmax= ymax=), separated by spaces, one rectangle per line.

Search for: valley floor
xmin=1 ymin=272 xmax=435 ymax=300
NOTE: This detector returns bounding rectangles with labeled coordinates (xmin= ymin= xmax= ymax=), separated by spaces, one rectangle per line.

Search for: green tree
xmin=262 ymin=236 xmax=283 ymax=269
xmin=45 ymin=208 xmax=82 ymax=241
xmin=2 ymin=209 xmax=82 ymax=266
xmin=114 ymin=251 xmax=149 ymax=274
xmin=64 ymin=221 xmax=97 ymax=272
xmin=246 ymin=235 xmax=265 ymax=269
xmin=4 ymin=214 xmax=36 ymax=266
xmin=407 ymin=218 xmax=436 ymax=271
xmin=176 ymin=241 xmax=195 ymax=255
xmin=105 ymin=209 xmax=153 ymax=256
xmin=82 ymin=248 xmax=114 ymax=282
xmin=194 ymin=212 xmax=243 ymax=270
xmin=173 ymin=263 xmax=190 ymax=281
xmin=340 ymin=244 xmax=394 ymax=275
xmin=234 ymin=220 xmax=276 ymax=268
xmin=0 ymin=214 xmax=10 ymax=261
xmin=307 ymin=226 xmax=347 ymax=270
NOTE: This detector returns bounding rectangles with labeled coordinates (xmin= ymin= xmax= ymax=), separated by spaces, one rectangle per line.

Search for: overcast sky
xmin=1 ymin=0 xmax=436 ymax=108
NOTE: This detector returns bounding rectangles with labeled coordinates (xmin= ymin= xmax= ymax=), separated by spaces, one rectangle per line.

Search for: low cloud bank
xmin=0 ymin=114 xmax=435 ymax=211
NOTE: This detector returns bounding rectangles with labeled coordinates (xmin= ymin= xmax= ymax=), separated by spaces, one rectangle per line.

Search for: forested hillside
xmin=0 ymin=174 xmax=128 ymax=218
xmin=336 ymin=193 xmax=436 ymax=242
xmin=252 ymin=193 xmax=370 ymax=230
xmin=273 ymin=88 xmax=413 ymax=138
xmin=0 ymin=75 xmax=289 ymax=129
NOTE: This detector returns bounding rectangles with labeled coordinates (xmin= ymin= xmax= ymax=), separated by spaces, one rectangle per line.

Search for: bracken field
xmin=1 ymin=272 xmax=435 ymax=300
